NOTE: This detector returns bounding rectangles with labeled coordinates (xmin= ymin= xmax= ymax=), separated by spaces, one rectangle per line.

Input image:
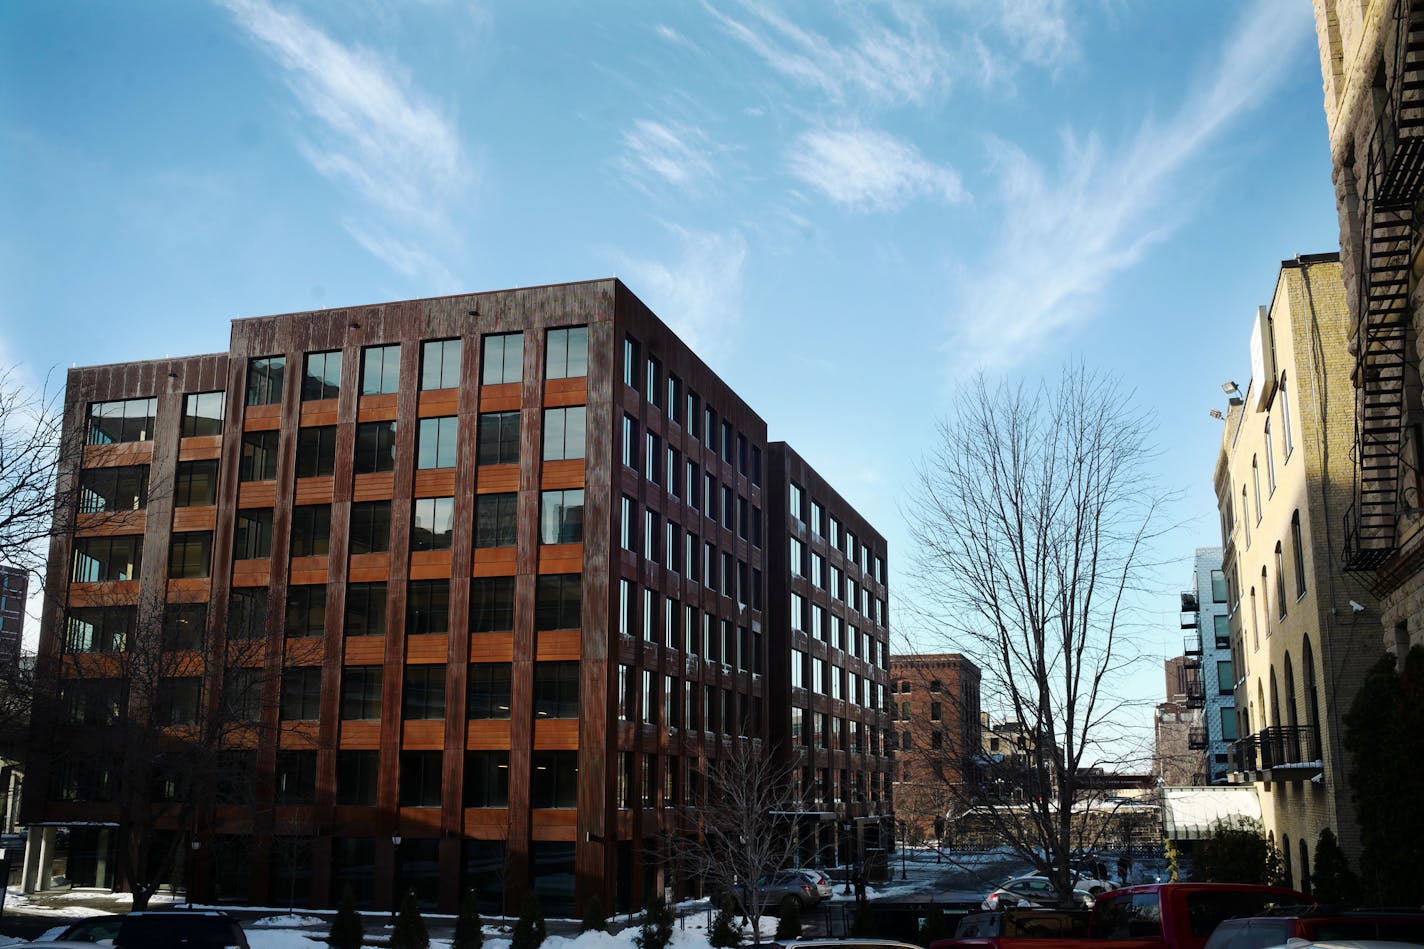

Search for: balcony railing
xmin=1183 ymin=632 xmax=1202 ymax=656
xmin=1231 ymin=725 xmax=1322 ymax=781
xmin=1187 ymin=725 xmax=1208 ymax=750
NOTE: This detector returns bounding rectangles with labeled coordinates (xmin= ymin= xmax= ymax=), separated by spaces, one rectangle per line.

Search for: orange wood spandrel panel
xmin=538 ymin=544 xmax=582 ymax=575
xmin=171 ymin=506 xmax=216 ymax=532
xmin=417 ymin=389 xmax=460 ymax=417
xmin=289 ymin=555 xmax=330 ymax=586
xmin=533 ymin=719 xmax=579 ymax=750
xmin=478 ymin=383 xmax=520 ymax=412
xmin=84 ymin=441 xmax=154 ymax=468
xmin=465 ymin=720 xmax=512 ymax=749
xmin=177 ymin=435 xmax=223 ymax=461
xmin=165 ymin=579 xmax=210 ymax=602
xmin=285 ymin=638 xmax=324 ymax=666
xmin=530 ymin=812 xmax=578 ymax=840
xmin=293 ymin=477 xmax=335 ymax=506
xmin=405 ymin=634 xmax=448 ymax=664
xmin=539 ymin=460 xmax=586 ymax=490
xmin=299 ymin=399 xmax=339 ymax=427
xmin=397 ymin=807 xmax=442 ymax=834
xmin=238 ymin=481 xmax=277 ymax=508
xmin=347 ymin=553 xmax=389 ymax=583
xmin=471 ymin=548 xmax=516 ymax=576
xmin=242 ymin=405 xmax=281 ymax=431
xmin=352 ymin=472 xmax=395 ymax=502
xmin=279 ymin=721 xmax=320 ymax=749
xmin=463 ymin=810 xmax=512 ymax=836
xmin=542 ymin=376 xmax=588 ymax=407
xmin=338 ymin=721 xmax=381 ymax=748
xmin=412 ymin=469 xmax=456 ymax=497
xmin=343 ymin=637 xmax=386 ymax=665
xmin=401 ymin=720 xmax=444 ymax=749
xmin=67 ymin=581 xmax=140 ymax=606
xmin=468 ymin=633 xmax=514 ymax=662
xmin=474 ymin=465 xmax=518 ymax=493
xmin=74 ymin=510 xmax=146 ymax=536
xmin=535 ymin=630 xmax=580 ymax=661
xmin=231 ymin=559 xmax=272 ymax=587
xmin=356 ymin=394 xmax=398 ymax=421
xmin=409 ymin=551 xmax=452 ymax=580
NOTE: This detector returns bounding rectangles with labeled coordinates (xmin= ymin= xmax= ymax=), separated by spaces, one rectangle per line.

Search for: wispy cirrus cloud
xmin=618 ymin=119 xmax=719 ymax=192
xmin=787 ymin=126 xmax=965 ymax=212
xmin=218 ymin=0 xmax=472 ymax=286
xmin=951 ymin=0 xmax=1313 ymax=368
xmin=614 ymin=227 xmax=748 ymax=364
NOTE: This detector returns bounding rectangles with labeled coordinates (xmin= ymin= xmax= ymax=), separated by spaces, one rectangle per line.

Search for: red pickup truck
xmin=930 ymin=883 xmax=1311 ymax=949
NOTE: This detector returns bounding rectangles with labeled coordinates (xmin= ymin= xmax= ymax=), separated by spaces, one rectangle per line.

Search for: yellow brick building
xmin=1213 ymin=254 xmax=1379 ymax=887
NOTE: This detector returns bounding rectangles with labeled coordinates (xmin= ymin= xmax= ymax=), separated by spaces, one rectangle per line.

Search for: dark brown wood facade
xmin=24 ymin=279 xmax=892 ymax=915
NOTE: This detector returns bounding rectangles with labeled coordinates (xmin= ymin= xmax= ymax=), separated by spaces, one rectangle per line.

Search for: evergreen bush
xmin=328 ymin=885 xmax=364 ymax=949
xmin=452 ymin=888 xmax=484 ymax=949
xmin=390 ymin=890 xmax=429 ymax=949
xmin=580 ymin=894 xmax=607 ymax=933
xmin=511 ymin=890 xmax=547 ymax=949
xmin=636 ymin=893 xmax=677 ymax=949
xmin=708 ymin=904 xmax=741 ymax=948
xmin=774 ymin=898 xmax=801 ymax=940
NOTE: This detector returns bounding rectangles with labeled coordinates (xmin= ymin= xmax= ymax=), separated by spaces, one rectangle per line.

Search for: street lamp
xmin=390 ymin=833 xmax=403 ymax=923
xmin=841 ymin=822 xmax=852 ymax=895
xmin=898 ymin=821 xmax=907 ymax=881
xmin=186 ymin=839 xmax=200 ymax=910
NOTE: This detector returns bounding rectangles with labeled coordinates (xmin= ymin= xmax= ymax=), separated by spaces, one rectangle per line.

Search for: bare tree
xmin=0 ymin=367 xmax=66 ymax=581
xmin=665 ymin=741 xmax=803 ymax=944
xmin=904 ymin=366 xmax=1168 ymax=905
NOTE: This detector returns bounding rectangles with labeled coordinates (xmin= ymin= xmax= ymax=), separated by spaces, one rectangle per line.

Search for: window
xmin=1213 ymin=614 xmax=1230 ymax=650
xmin=931 ymin=701 xmax=943 ymax=721
xmin=411 ymin=497 xmax=455 ymax=551
xmin=417 ymin=417 xmax=458 ymax=469
xmin=344 ymin=582 xmax=387 ymax=637
xmin=645 ymin=431 xmax=660 ymax=484
xmin=421 ymin=339 xmax=461 ymax=390
xmin=245 ymin=357 xmax=284 ymax=407
xmin=1211 ymin=569 xmax=1227 ymax=602
xmin=645 ymin=510 xmax=659 ymax=563
xmin=336 ymin=751 xmax=379 ymax=805
xmin=542 ymin=405 xmax=586 ymax=461
xmin=79 ymin=466 xmax=148 ymax=513
xmin=66 ymin=606 xmax=133 ymax=653
xmin=829 ymin=517 xmax=841 ymax=549
xmin=232 ymin=509 xmax=273 ymax=560
xmin=810 ymin=554 xmax=826 ymax=588
xmin=536 ymin=574 xmax=581 ymax=630
xmin=667 ymin=375 xmax=681 ymax=422
xmin=1216 ymin=660 xmax=1234 ymax=695
xmin=530 ymin=751 xmax=578 ymax=808
xmin=182 ymin=392 xmax=225 ymax=436
xmin=476 ymin=493 xmax=518 ymax=548
xmin=623 ymin=337 xmax=639 ymax=390
xmin=687 ymin=390 xmax=700 ymax=438
xmin=354 ymin=421 xmax=398 ymax=474
xmin=399 ymin=751 xmax=442 ymax=807
xmin=161 ymin=604 xmax=203 ymax=650
xmin=281 ymin=667 xmax=323 ymax=720
xmin=300 ymin=351 xmax=342 ymax=402
xmin=403 ymin=665 xmax=446 ymax=719
xmin=290 ymin=505 xmax=331 ymax=558
xmin=790 ymin=537 xmax=804 ymax=576
xmin=722 ymin=421 xmax=733 ymax=463
xmin=620 ymin=496 xmax=636 ymax=552
xmin=1242 ymin=485 xmax=1252 ymax=546
xmin=465 ymin=752 xmax=510 ymax=807
xmin=155 ymin=676 xmax=202 ymax=726
xmin=1252 ymin=457 xmax=1262 ymax=523
xmin=285 ymin=585 xmax=326 ymax=639
xmin=534 ymin=661 xmax=579 ymax=718
xmin=1275 ymin=543 xmax=1287 ymax=620
xmin=175 ymin=459 xmax=218 ymax=507
xmin=646 ymin=356 xmax=661 ymax=406
xmin=539 ymin=489 xmax=583 ymax=544
xmin=810 ymin=500 xmax=825 ymax=536
xmin=468 ymin=663 xmax=512 ymax=718
xmin=1265 ymin=420 xmax=1276 ymax=494
xmin=704 ymin=405 xmax=717 ymax=452
xmin=617 ymin=579 xmax=634 ymax=636
xmin=1291 ymin=511 xmax=1306 ymax=598
xmin=239 ymin=431 xmax=280 ymax=481
xmin=1220 ymin=707 xmax=1238 ymax=741
xmin=349 ymin=501 xmax=391 ymax=554
xmin=482 ymin=332 xmax=523 ymax=385
xmin=228 ymin=588 xmax=268 ymax=641
xmin=168 ymin=532 xmax=212 ymax=579
xmin=471 ymin=577 xmax=515 ymax=632
xmin=475 ymin=411 xmax=519 ymax=466
xmin=340 ymin=666 xmax=383 ymax=719
xmin=296 ymin=426 xmax=337 ymax=478
xmin=406 ymin=580 xmax=449 ymax=635
xmin=360 ymin=344 xmax=400 ymax=395
xmin=546 ymin=326 xmax=588 ymax=379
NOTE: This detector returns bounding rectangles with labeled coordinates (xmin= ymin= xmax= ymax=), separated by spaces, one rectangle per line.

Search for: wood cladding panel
xmin=462 ymin=810 xmax=511 ymax=835
xmin=417 ymin=389 xmax=460 ymax=417
xmin=469 ymin=633 xmax=513 ymax=662
xmin=465 ymin=721 xmax=512 ymax=748
xmin=285 ymin=638 xmax=324 ymax=666
xmin=83 ymin=441 xmax=154 ymax=468
xmin=356 ymin=394 xmax=398 ymax=421
xmin=397 ymin=807 xmax=442 ymax=833
xmin=401 ymin=720 xmax=444 ymax=749
xmin=540 ymin=460 xmax=586 ymax=490
xmin=542 ymin=377 xmax=587 ymax=407
xmin=231 ymin=559 xmax=271 ymax=587
xmin=348 ymin=553 xmax=389 ymax=582
xmin=299 ymin=399 xmax=339 ymax=427
xmin=409 ymin=551 xmax=452 ymax=580
xmin=280 ymin=721 xmax=320 ymax=748
xmin=293 ymin=477 xmax=334 ymax=505
xmin=177 ymin=436 xmax=223 ymax=461
xmin=533 ymin=719 xmax=579 ymax=750
xmin=478 ymin=384 xmax=520 ymax=412
xmin=413 ymin=469 xmax=456 ymax=497
xmin=536 ymin=630 xmax=580 ymax=661
xmin=242 ymin=410 xmax=281 ymax=431
xmin=405 ymin=634 xmax=448 ymax=664
xmin=342 ymin=637 xmax=385 ymax=664
xmin=471 ymin=548 xmax=516 ymax=576
xmin=165 ymin=579 xmax=210 ymax=601
xmin=289 ymin=556 xmax=329 ymax=585
xmin=338 ymin=721 xmax=381 ymax=748
xmin=475 ymin=465 xmax=518 ymax=493
xmin=74 ymin=510 xmax=146 ymax=536
xmin=67 ymin=581 xmax=140 ymax=606
xmin=352 ymin=472 xmax=394 ymax=502
xmin=538 ymin=544 xmax=582 ymax=575
xmin=238 ymin=482 xmax=277 ymax=508
xmin=171 ymin=506 xmax=216 ymax=532
xmin=530 ymin=812 xmax=578 ymax=840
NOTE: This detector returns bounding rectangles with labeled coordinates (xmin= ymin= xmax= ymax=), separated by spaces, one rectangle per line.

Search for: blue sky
xmin=1 ymin=1 xmax=1339 ymax=744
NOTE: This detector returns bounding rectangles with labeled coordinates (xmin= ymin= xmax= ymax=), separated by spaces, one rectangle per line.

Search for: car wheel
xmin=779 ymin=895 xmax=803 ymax=916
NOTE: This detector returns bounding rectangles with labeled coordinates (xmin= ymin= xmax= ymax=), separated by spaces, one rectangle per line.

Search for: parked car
xmin=983 ymin=875 xmax=1098 ymax=910
xmin=112 ymin=911 xmax=249 ymax=949
xmin=773 ymin=940 xmax=924 ymax=949
xmin=943 ymin=909 xmax=1093 ymax=941
xmin=725 ymin=869 xmax=824 ymax=914
xmin=1204 ymin=913 xmax=1424 ymax=949
xmin=30 ymin=915 xmax=124 ymax=945
xmin=795 ymin=868 xmax=835 ymax=899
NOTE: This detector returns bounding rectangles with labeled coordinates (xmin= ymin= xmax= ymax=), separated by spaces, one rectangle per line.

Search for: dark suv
xmin=113 ymin=911 xmax=249 ymax=949
xmin=1203 ymin=912 xmax=1424 ymax=949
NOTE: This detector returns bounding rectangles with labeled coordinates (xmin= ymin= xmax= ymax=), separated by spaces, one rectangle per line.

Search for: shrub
xmin=636 ymin=893 xmax=676 ymax=949
xmin=328 ymin=885 xmax=364 ymax=949
xmin=1193 ymin=816 xmax=1284 ymax=885
xmin=709 ymin=904 xmax=741 ymax=948
xmin=774 ymin=898 xmax=801 ymax=940
xmin=390 ymin=890 xmax=429 ymax=949
xmin=1311 ymin=828 xmax=1361 ymax=906
xmin=510 ymin=890 xmax=547 ymax=949
xmin=452 ymin=889 xmax=484 ymax=949
xmin=580 ymin=894 xmax=607 ymax=933
xmin=850 ymin=896 xmax=878 ymax=937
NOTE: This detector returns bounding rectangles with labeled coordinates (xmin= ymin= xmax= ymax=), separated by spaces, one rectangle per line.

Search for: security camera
xmin=1349 ymin=600 xmax=1365 ymax=613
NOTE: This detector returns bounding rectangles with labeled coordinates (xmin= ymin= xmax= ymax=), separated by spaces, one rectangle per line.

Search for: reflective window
xmin=296 ymin=426 xmax=337 ymax=478
xmin=353 ymin=421 xmax=397 ymax=474
xmin=411 ymin=497 xmax=455 ymax=551
xmin=539 ymin=489 xmax=584 ymax=544
xmin=175 ymin=460 xmax=218 ymax=507
xmin=468 ymin=664 xmax=512 ymax=719
xmin=87 ymin=397 xmax=157 ymax=445
xmin=477 ymin=411 xmax=520 ymax=465
xmin=546 ymin=326 xmax=588 ymax=379
xmin=543 ymin=406 xmax=586 ymax=461
xmin=475 ymin=493 xmax=517 ymax=548
xmin=417 ymin=417 xmax=458 ymax=469
xmin=360 ymin=344 xmax=401 ymax=396
xmin=421 ymin=339 xmax=462 ymax=390
xmin=79 ymin=466 xmax=148 ymax=513
xmin=181 ymin=392 xmax=225 ymax=437
xmin=302 ymin=351 xmax=342 ymax=401
xmin=481 ymin=332 xmax=523 ymax=385
xmin=245 ymin=357 xmax=284 ymax=407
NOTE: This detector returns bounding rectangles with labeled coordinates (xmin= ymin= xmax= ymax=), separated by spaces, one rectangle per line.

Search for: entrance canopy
xmin=1160 ymin=785 xmax=1260 ymax=841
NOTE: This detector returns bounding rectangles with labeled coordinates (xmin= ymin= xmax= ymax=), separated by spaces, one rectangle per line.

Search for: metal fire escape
xmin=1346 ymin=0 xmax=1424 ymax=570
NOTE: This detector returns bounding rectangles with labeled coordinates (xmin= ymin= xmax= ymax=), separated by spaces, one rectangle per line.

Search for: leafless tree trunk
xmin=0 ymin=367 xmax=67 ymax=581
xmin=664 ymin=741 xmax=803 ymax=944
xmin=904 ymin=366 xmax=1168 ymax=906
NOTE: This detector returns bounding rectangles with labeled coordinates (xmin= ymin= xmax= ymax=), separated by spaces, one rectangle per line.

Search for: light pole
xmin=898 ymin=821 xmax=907 ymax=881
xmin=390 ymin=833 xmax=402 ymax=924
xmin=186 ymin=839 xmax=200 ymax=909
xmin=841 ymin=822 xmax=852 ymax=895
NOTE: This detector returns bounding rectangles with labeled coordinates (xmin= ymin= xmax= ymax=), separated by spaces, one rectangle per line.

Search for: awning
xmin=1160 ymin=785 xmax=1260 ymax=841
